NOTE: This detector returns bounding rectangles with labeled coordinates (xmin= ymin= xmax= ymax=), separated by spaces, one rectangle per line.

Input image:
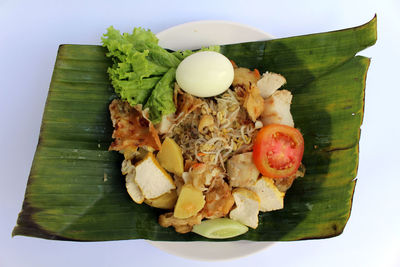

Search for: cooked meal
xmin=103 ymin=27 xmax=305 ymax=239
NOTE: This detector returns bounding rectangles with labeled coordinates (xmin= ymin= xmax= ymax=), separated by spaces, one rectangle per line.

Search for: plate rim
xmin=156 ymin=19 xmax=274 ymax=40
xmin=156 ymin=19 xmax=274 ymax=51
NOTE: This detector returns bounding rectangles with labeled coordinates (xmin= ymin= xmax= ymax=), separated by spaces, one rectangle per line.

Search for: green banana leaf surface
xmin=13 ymin=16 xmax=377 ymax=241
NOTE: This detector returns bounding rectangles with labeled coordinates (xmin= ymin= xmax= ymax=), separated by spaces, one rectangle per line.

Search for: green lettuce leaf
xmin=102 ymin=27 xmax=179 ymax=122
xmin=144 ymin=68 xmax=177 ymax=122
xmin=172 ymin=45 xmax=221 ymax=60
xmin=102 ymin=26 xmax=220 ymax=123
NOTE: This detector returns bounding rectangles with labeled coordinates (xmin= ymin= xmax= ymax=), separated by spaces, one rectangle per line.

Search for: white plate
xmin=149 ymin=21 xmax=274 ymax=261
xmin=157 ymin=20 xmax=273 ymax=51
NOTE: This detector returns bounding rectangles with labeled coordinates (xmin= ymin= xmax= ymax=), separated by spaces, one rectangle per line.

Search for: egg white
xmin=176 ymin=51 xmax=234 ymax=97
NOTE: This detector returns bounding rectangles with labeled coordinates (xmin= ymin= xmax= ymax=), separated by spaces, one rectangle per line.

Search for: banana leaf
xmin=13 ymin=16 xmax=377 ymax=241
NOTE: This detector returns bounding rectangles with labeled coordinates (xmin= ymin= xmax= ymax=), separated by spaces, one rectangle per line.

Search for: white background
xmin=1 ymin=0 xmax=399 ymax=266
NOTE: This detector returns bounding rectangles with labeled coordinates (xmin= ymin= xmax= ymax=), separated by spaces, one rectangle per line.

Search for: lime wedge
xmin=192 ymin=218 xmax=248 ymax=239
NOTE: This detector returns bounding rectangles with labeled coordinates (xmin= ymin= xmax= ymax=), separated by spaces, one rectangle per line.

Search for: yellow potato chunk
xmin=157 ymin=137 xmax=184 ymax=176
xmin=144 ymin=190 xmax=178 ymax=209
xmin=174 ymin=184 xmax=205 ymax=219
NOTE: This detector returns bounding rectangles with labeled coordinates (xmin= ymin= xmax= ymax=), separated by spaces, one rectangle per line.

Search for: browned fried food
xmin=232 ymin=67 xmax=263 ymax=122
xmin=175 ymin=85 xmax=203 ymax=119
xmin=227 ymin=152 xmax=260 ymax=187
xmin=159 ymin=212 xmax=203 ymax=233
xmin=243 ymin=83 xmax=264 ymax=122
xmin=261 ymin=89 xmax=294 ymax=127
xmin=273 ymin=175 xmax=297 ymax=192
xmin=184 ymin=159 xmax=197 ymax=172
xmin=202 ymin=177 xmax=234 ymax=219
xmin=173 ymin=174 xmax=185 ymax=195
xmin=232 ymin=67 xmax=260 ymax=89
xmin=109 ymin=99 xmax=161 ymax=154
xmin=274 ymin=164 xmax=305 ymax=192
xmin=188 ymin=163 xmax=224 ymax=192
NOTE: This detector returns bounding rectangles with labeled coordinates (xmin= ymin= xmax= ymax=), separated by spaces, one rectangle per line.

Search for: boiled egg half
xmin=176 ymin=51 xmax=234 ymax=97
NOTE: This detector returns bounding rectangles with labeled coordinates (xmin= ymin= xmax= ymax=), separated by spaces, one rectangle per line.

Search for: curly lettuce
xmin=102 ymin=26 xmax=219 ymax=123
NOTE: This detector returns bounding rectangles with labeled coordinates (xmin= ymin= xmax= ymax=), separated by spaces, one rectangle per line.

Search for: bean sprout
xmin=169 ymin=89 xmax=256 ymax=169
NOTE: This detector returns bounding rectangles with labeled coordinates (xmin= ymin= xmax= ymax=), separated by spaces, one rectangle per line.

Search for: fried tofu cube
xmin=229 ymin=188 xmax=260 ymax=229
xmin=122 ymin=159 xmax=144 ymax=204
xmin=247 ymin=177 xmax=285 ymax=212
xmin=135 ymin=152 xmax=175 ymax=199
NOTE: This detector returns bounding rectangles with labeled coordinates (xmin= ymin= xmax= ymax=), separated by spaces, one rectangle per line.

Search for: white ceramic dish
xmin=157 ymin=20 xmax=273 ymax=51
xmin=149 ymin=21 xmax=274 ymax=261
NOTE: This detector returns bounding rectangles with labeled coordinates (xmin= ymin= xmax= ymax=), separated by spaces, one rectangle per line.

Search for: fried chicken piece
xmin=159 ymin=212 xmax=203 ymax=233
xmin=202 ymin=177 xmax=234 ymax=219
xmin=243 ymin=83 xmax=264 ymax=122
xmin=175 ymin=85 xmax=203 ymax=120
xmin=227 ymin=152 xmax=260 ymax=187
xmin=109 ymin=99 xmax=161 ymax=153
xmin=257 ymin=72 xmax=286 ymax=99
xmin=188 ymin=163 xmax=224 ymax=192
xmin=232 ymin=67 xmax=260 ymax=89
xmin=261 ymin=90 xmax=294 ymax=127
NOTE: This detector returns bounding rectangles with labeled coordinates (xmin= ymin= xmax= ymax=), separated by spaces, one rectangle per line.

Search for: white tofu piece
xmin=257 ymin=72 xmax=287 ymax=99
xmin=126 ymin=172 xmax=145 ymax=204
xmin=229 ymin=188 xmax=260 ymax=229
xmin=246 ymin=177 xmax=285 ymax=212
xmin=227 ymin=152 xmax=260 ymax=187
xmin=135 ymin=153 xmax=176 ymax=199
xmin=261 ymin=89 xmax=294 ymax=127
xmin=121 ymin=159 xmax=144 ymax=204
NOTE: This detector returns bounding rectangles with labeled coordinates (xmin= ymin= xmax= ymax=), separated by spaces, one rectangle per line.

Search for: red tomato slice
xmin=252 ymin=124 xmax=304 ymax=178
